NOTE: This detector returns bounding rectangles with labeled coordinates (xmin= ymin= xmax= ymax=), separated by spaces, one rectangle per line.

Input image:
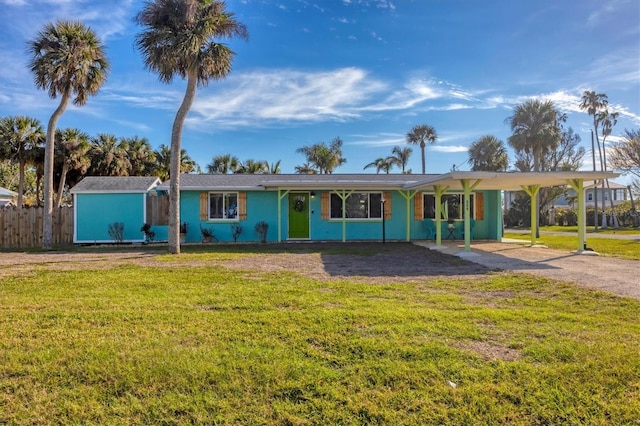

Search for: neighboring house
xmin=0 ymin=186 xmax=18 ymax=207
xmin=71 ymin=176 xmax=161 ymax=243
xmin=554 ymin=180 xmax=629 ymax=208
xmin=503 ymin=180 xmax=629 ymax=211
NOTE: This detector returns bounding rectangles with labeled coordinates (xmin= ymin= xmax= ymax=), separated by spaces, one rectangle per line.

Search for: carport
xmin=406 ymin=171 xmax=619 ymax=255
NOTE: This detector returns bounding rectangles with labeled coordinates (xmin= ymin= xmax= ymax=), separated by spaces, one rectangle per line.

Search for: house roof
xmin=0 ymin=186 xmax=18 ymax=198
xmin=70 ymin=176 xmax=161 ymax=193
xmin=584 ymin=180 xmax=628 ymax=190
xmin=157 ymin=171 xmax=619 ymax=192
xmin=163 ymin=173 xmax=425 ymax=191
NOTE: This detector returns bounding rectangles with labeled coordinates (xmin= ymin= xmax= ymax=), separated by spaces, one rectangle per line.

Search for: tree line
xmin=0 ymin=117 xmax=197 ymax=207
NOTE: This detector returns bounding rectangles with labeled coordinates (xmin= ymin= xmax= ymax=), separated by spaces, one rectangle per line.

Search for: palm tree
xmin=406 ymin=124 xmax=437 ymax=174
xmin=507 ymin=99 xmax=562 ymax=237
xmin=237 ymin=159 xmax=268 ymax=174
xmin=135 ymin=0 xmax=248 ymax=254
xmin=90 ymin=133 xmax=131 ymax=176
xmin=579 ymin=91 xmax=608 ymax=172
xmin=54 ymin=128 xmax=90 ymax=207
xmin=125 ymin=136 xmax=157 ymax=176
xmin=467 ymin=135 xmax=509 ymax=171
xmin=507 ymin=100 xmax=561 ymax=173
xmin=363 ymin=157 xmax=393 ymax=174
xmin=28 ymin=20 xmax=109 ymax=248
xmin=0 ymin=116 xmax=45 ymax=207
xmin=154 ymin=144 xmax=197 ymax=181
xmin=206 ymin=154 xmax=240 ymax=174
xmin=296 ymin=137 xmax=346 ymax=174
xmin=294 ymin=163 xmax=317 ymax=174
xmin=268 ymin=160 xmax=282 ymax=174
xmin=387 ymin=146 xmax=412 ymax=174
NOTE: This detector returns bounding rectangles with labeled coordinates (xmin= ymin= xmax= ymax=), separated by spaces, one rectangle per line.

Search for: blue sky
xmin=0 ymin=0 xmax=638 ymax=180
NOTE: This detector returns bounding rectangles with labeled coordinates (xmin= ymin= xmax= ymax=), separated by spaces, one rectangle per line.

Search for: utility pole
xmin=591 ymin=130 xmax=598 ymax=231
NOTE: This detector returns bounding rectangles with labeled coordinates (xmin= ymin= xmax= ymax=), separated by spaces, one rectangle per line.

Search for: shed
xmin=71 ymin=176 xmax=161 ymax=243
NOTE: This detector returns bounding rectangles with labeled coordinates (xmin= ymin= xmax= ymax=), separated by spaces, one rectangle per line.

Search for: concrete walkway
xmin=415 ymin=240 xmax=640 ymax=300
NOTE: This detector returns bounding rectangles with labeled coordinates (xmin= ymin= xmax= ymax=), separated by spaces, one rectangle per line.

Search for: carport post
xmin=521 ymin=184 xmax=541 ymax=246
xmin=277 ymin=189 xmax=289 ymax=242
xmin=433 ymin=185 xmax=448 ymax=246
xmin=567 ymin=179 xmax=586 ymax=252
xmin=461 ymin=179 xmax=481 ymax=252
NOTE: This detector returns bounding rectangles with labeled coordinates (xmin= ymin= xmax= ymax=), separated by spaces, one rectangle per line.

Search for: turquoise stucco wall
xmin=75 ymin=193 xmax=146 ymax=243
xmin=178 ymin=189 xmax=501 ymax=243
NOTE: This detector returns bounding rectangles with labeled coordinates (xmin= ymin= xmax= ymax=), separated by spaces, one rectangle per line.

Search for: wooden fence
xmin=0 ymin=207 xmax=74 ymax=249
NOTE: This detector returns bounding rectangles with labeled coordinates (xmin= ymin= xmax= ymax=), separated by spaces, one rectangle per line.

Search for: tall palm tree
xmin=387 ymin=145 xmax=412 ymax=174
xmin=207 ymin=153 xmax=240 ymax=174
xmin=90 ymin=133 xmax=131 ymax=176
xmin=54 ymin=128 xmax=90 ymax=207
xmin=296 ymin=137 xmax=346 ymax=174
xmin=406 ymin=124 xmax=437 ymax=174
xmin=28 ymin=20 xmax=109 ymax=248
xmin=135 ymin=0 xmax=248 ymax=254
xmin=579 ymin=90 xmax=608 ymax=172
xmin=467 ymin=135 xmax=509 ymax=171
xmin=125 ymin=136 xmax=157 ymax=176
xmin=0 ymin=116 xmax=45 ymax=207
xmin=507 ymin=99 xmax=562 ymax=237
xmin=363 ymin=157 xmax=393 ymax=174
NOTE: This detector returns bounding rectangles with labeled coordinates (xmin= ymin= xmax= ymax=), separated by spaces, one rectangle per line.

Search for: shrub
xmin=254 ymin=221 xmax=268 ymax=243
xmin=231 ymin=223 xmax=243 ymax=242
xmin=108 ymin=222 xmax=124 ymax=243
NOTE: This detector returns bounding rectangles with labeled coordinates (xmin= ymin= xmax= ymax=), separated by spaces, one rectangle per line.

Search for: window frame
xmin=208 ymin=191 xmax=240 ymax=221
xmin=422 ymin=193 xmax=475 ymax=220
xmin=329 ymin=191 xmax=383 ymax=220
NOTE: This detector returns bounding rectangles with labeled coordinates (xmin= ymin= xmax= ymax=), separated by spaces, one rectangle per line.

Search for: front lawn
xmin=503 ymin=232 xmax=640 ymax=260
xmin=1 ymin=247 xmax=639 ymax=424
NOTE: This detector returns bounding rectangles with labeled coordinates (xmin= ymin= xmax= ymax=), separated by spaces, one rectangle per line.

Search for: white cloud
xmin=186 ymin=67 xmax=387 ymax=128
xmin=431 ymin=145 xmax=468 ymax=153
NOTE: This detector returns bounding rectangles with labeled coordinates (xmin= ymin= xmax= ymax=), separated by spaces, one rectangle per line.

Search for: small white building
xmin=0 ymin=186 xmax=17 ymax=207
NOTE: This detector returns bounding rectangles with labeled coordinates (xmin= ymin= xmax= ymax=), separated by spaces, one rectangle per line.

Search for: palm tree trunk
xmin=168 ymin=71 xmax=198 ymax=254
xmin=18 ymin=160 xmax=25 ymax=207
xmin=420 ymin=142 xmax=426 ymax=174
xmin=55 ymin=161 xmax=69 ymax=208
xmin=42 ymin=93 xmax=70 ymax=249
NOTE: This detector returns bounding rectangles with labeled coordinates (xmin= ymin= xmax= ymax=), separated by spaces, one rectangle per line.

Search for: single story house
xmin=0 ymin=186 xmax=17 ymax=207
xmin=554 ymin=180 xmax=629 ymax=208
xmin=71 ymin=171 xmax=618 ymax=253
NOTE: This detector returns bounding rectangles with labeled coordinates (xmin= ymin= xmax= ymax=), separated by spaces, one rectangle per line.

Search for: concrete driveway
xmin=415 ymin=240 xmax=640 ymax=300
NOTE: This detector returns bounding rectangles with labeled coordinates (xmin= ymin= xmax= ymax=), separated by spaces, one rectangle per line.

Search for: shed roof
xmin=158 ymin=171 xmax=619 ymax=192
xmin=0 ymin=186 xmax=18 ymax=198
xmin=70 ymin=176 xmax=161 ymax=193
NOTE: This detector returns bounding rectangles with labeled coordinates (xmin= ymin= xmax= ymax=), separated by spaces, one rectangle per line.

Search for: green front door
xmin=289 ymin=193 xmax=310 ymax=239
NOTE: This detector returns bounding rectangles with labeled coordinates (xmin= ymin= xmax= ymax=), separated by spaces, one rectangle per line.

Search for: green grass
xmin=540 ymin=225 xmax=639 ymax=235
xmin=1 ymin=252 xmax=639 ymax=424
xmin=503 ymin=232 xmax=640 ymax=260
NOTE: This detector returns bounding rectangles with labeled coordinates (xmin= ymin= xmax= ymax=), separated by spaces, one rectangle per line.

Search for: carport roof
xmin=404 ymin=171 xmax=619 ymax=191
xmin=161 ymin=171 xmax=619 ymax=192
